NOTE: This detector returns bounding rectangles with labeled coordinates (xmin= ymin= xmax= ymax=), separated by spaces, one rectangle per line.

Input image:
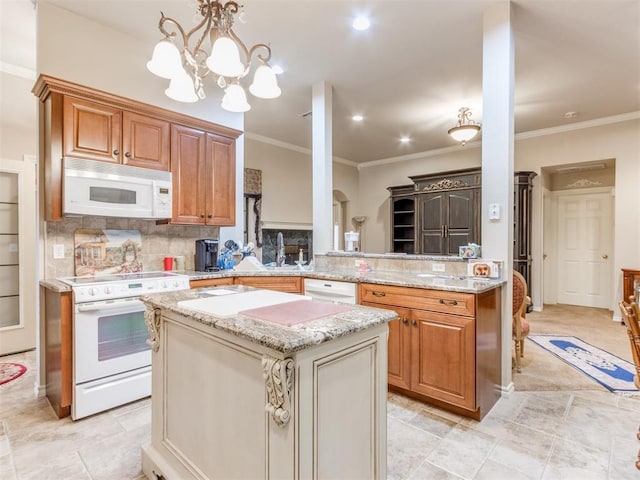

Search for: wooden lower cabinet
xmin=42 ymin=287 xmax=73 ymax=418
xmin=234 ymin=276 xmax=303 ymax=294
xmin=189 ymin=277 xmax=233 ymax=289
xmin=360 ymin=282 xmax=501 ymax=420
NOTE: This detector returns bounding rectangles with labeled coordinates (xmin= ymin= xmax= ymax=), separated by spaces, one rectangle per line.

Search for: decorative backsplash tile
xmin=74 ymin=229 xmax=142 ymax=276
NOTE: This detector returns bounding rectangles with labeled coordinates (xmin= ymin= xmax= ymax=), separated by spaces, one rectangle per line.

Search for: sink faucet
xmin=276 ymin=232 xmax=285 ymax=267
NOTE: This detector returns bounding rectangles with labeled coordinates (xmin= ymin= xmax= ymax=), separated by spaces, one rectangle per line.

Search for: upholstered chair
xmin=512 ymin=271 xmax=531 ymax=373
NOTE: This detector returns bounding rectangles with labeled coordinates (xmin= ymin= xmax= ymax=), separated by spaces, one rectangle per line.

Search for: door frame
xmin=0 ymin=155 xmax=38 ymax=355
xmin=546 ymin=186 xmax=614 ymax=310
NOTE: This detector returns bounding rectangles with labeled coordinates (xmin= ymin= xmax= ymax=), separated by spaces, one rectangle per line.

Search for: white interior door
xmin=0 ymin=158 xmax=37 ymax=355
xmin=556 ymin=189 xmax=613 ymax=308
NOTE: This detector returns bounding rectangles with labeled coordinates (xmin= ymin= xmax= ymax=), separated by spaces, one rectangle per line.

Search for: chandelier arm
xmin=189 ymin=2 xmax=216 ymax=65
xmin=158 ymin=13 xmax=188 ymax=44
xmin=247 ymin=43 xmax=273 ymax=64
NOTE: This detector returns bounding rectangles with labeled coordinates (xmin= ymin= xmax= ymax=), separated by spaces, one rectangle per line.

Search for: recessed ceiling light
xmin=564 ymin=111 xmax=578 ymax=119
xmin=352 ymin=16 xmax=370 ymax=31
xmin=400 ymin=136 xmax=410 ymax=143
xmin=352 ymin=114 xmax=364 ymax=122
xmin=271 ymin=65 xmax=284 ymax=75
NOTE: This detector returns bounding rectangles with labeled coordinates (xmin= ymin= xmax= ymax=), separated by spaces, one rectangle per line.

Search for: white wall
xmin=244 ymin=137 xmax=359 ymax=229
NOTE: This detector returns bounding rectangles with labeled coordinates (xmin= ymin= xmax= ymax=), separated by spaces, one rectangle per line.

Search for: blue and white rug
xmin=528 ymin=335 xmax=638 ymax=393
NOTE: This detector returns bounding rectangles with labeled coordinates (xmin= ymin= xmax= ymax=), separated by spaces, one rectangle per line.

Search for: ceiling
xmin=3 ymin=0 xmax=639 ymax=163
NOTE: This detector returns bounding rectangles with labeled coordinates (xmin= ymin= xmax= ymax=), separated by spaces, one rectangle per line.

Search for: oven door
xmin=74 ymin=297 xmax=151 ymax=384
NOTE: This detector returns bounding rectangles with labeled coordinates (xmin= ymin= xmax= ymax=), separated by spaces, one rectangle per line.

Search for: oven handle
xmin=76 ymin=298 xmax=144 ymax=313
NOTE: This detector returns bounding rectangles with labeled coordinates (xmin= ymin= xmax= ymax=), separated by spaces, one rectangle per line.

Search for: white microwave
xmin=63 ymin=157 xmax=172 ymax=219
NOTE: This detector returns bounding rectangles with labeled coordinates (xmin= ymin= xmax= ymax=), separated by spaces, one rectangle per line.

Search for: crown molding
xmin=358 ymin=141 xmax=482 ymax=170
xmin=0 ymin=62 xmax=36 ymax=80
xmin=514 ymin=111 xmax=640 ymax=140
xmin=244 ymin=132 xmax=357 ymax=168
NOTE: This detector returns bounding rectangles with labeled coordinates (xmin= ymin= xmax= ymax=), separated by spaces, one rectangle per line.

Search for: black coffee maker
xmin=195 ymin=239 xmax=219 ymax=272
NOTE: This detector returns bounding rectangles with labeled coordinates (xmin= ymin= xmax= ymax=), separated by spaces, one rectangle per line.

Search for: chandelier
xmin=146 ymin=0 xmax=281 ymax=113
xmin=448 ymin=107 xmax=481 ymax=145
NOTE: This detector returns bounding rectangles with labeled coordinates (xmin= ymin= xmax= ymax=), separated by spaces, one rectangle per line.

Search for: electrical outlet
xmin=432 ymin=263 xmax=445 ymax=272
xmin=53 ymin=244 xmax=65 ymax=259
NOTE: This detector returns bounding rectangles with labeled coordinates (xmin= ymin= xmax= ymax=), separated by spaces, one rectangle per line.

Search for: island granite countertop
xmin=141 ymin=285 xmax=398 ymax=355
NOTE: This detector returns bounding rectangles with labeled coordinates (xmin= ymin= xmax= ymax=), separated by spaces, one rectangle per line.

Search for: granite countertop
xmin=141 ymin=285 xmax=398 ymax=355
xmin=183 ymin=268 xmax=505 ymax=294
xmin=40 ymin=267 xmax=504 ymax=295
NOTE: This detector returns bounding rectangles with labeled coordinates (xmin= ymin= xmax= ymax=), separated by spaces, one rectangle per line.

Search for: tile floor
xmin=2 ymin=308 xmax=640 ymax=479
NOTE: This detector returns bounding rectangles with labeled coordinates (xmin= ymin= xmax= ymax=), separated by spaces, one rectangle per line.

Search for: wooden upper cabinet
xmin=171 ymin=124 xmax=207 ymax=224
xmin=33 ymin=75 xmax=241 ymax=221
xmin=63 ymin=97 xmax=170 ymax=170
xmin=122 ymin=111 xmax=170 ymax=170
xmin=170 ymin=126 xmax=236 ymax=226
xmin=205 ymin=132 xmax=235 ymax=226
xmin=63 ymin=96 xmax=121 ymax=163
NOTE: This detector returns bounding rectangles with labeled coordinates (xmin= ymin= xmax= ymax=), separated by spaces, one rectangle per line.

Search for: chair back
xmin=513 ymin=271 xmax=528 ymax=318
xmin=619 ymin=299 xmax=640 ymax=389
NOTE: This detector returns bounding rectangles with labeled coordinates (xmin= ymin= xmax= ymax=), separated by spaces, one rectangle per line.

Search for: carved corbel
xmin=144 ymin=307 xmax=162 ymax=352
xmin=262 ymin=355 xmax=294 ymax=427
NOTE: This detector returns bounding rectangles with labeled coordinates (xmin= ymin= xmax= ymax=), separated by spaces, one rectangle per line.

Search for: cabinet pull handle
xmin=444 ymin=225 xmax=448 ymax=237
xmin=372 ymin=291 xmax=386 ymax=297
xmin=402 ymin=317 xmax=408 ymax=325
xmin=411 ymin=319 xmax=417 ymax=327
xmin=200 ymin=212 xmax=205 ymax=218
xmin=207 ymin=213 xmax=213 ymax=218
xmin=439 ymin=299 xmax=458 ymax=306
xmin=125 ymin=151 xmax=132 ymax=158
xmin=113 ymin=149 xmax=120 ymax=156
xmin=441 ymin=225 xmax=445 ymax=237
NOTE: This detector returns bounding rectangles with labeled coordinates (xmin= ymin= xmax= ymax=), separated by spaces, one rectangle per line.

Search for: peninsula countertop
xmin=141 ymin=285 xmax=398 ymax=355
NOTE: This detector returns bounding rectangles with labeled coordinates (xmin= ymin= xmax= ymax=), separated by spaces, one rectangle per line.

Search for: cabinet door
xmin=63 ymin=96 xmax=121 ymax=163
xmin=418 ymin=192 xmax=446 ymax=255
xmin=205 ymin=133 xmax=236 ymax=225
xmin=362 ymin=302 xmax=412 ymax=390
xmin=444 ymin=189 xmax=478 ymax=255
xmin=171 ymin=125 xmax=206 ymax=224
xmin=410 ymin=309 xmax=475 ymax=410
xmin=122 ymin=111 xmax=170 ymax=171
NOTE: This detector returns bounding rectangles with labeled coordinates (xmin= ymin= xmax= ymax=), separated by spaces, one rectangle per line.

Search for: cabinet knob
xmin=113 ymin=149 xmax=120 ymax=156
xmin=372 ymin=291 xmax=386 ymax=297
xmin=208 ymin=213 xmax=213 ymax=219
xmin=602 ymin=254 xmax=608 ymax=259
xmin=125 ymin=151 xmax=132 ymax=158
xmin=402 ymin=317 xmax=408 ymax=325
xmin=200 ymin=213 xmax=205 ymax=218
xmin=411 ymin=319 xmax=417 ymax=327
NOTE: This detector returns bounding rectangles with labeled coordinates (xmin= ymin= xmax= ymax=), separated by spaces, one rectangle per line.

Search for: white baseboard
xmin=34 ymin=382 xmax=46 ymax=398
xmin=499 ymin=382 xmax=515 ymax=396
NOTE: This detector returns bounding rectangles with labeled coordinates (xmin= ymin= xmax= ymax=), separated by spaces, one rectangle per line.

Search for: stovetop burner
xmin=61 ymin=271 xmax=183 ymax=286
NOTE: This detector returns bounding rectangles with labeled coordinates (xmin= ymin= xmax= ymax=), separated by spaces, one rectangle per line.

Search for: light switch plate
xmin=53 ymin=244 xmax=65 ymax=259
xmin=489 ymin=203 xmax=501 ymax=220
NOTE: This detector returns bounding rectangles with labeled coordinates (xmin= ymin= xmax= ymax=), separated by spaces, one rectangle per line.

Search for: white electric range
xmin=60 ymin=271 xmax=190 ymax=419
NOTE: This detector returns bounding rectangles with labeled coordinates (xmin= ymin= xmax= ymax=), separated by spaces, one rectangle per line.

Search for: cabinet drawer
xmin=190 ymin=277 xmax=233 ymax=289
xmin=234 ymin=276 xmax=303 ymax=294
xmin=359 ymin=283 xmax=474 ymax=317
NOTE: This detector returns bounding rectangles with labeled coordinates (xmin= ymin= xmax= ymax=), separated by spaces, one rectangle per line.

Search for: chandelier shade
xmin=146 ymin=39 xmax=183 ymax=79
xmin=165 ymin=72 xmax=199 ymax=103
xmin=249 ymin=64 xmax=282 ymax=99
xmin=448 ymin=107 xmax=481 ymax=145
xmin=222 ymin=84 xmax=251 ymax=112
xmin=147 ymin=0 xmax=281 ymax=113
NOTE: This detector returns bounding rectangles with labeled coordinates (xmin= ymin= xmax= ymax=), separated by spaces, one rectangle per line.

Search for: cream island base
xmin=140 ymin=287 xmax=396 ymax=480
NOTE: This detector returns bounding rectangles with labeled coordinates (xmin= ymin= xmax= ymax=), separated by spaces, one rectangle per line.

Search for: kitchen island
xmin=140 ymin=285 xmax=397 ymax=480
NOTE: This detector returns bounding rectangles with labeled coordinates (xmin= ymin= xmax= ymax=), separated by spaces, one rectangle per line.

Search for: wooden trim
xmin=33 ymin=74 xmax=243 ymax=140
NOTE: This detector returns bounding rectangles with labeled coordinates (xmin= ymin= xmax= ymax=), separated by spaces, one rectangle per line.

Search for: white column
xmin=312 ymin=81 xmax=333 ymax=254
xmin=482 ymin=2 xmax=515 ymax=391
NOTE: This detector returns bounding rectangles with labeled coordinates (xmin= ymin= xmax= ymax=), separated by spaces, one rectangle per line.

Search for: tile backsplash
xmin=45 ymin=216 xmax=220 ymax=278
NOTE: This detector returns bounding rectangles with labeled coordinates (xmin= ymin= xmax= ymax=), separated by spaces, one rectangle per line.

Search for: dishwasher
xmin=304 ymin=278 xmax=357 ymax=304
